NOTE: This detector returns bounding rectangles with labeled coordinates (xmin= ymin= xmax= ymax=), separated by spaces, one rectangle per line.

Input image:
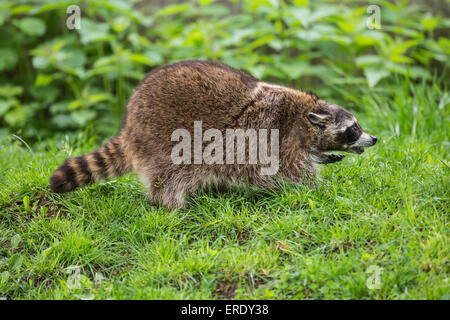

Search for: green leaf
xmin=157 ymin=3 xmax=192 ymax=16
xmin=32 ymin=56 xmax=49 ymax=69
xmin=408 ymin=66 xmax=431 ymax=80
xmin=0 ymin=85 xmax=22 ymax=98
xmin=50 ymin=101 xmax=70 ymax=114
xmin=200 ymin=4 xmax=229 ymax=16
xmin=363 ymin=66 xmax=390 ymax=88
xmin=52 ymin=114 xmax=75 ymax=128
xmin=87 ymin=93 xmax=112 ymax=105
xmin=32 ymin=1 xmax=75 ymax=14
xmin=291 ymin=8 xmax=312 ymax=27
xmin=0 ymin=100 xmax=13 ymax=116
xmin=9 ymin=254 xmax=24 ymax=271
xmin=144 ymin=51 xmax=163 ymax=66
xmin=78 ymin=19 xmax=112 ymax=44
xmin=50 ymin=49 xmax=86 ymax=78
xmin=354 ymin=31 xmax=385 ymax=46
xmin=293 ymin=0 xmax=308 ymax=6
xmin=11 ymin=5 xmax=33 ymax=15
xmin=11 ymin=234 xmax=22 ymax=250
xmin=71 ymin=110 xmax=97 ymax=126
xmin=29 ymin=86 xmax=59 ymax=102
xmin=14 ymin=17 xmax=46 ymax=36
xmin=0 ymin=48 xmax=18 ymax=71
xmin=279 ymin=60 xmax=310 ymax=79
xmin=23 ymin=195 xmax=30 ymax=211
xmin=68 ymin=99 xmax=83 ymax=110
xmin=296 ymin=29 xmax=321 ymax=41
xmin=198 ymin=0 xmax=216 ymax=5
xmin=248 ymin=65 xmax=265 ymax=78
xmin=112 ymin=16 xmax=130 ymax=33
xmin=355 ymin=55 xmax=382 ymax=67
xmin=129 ymin=53 xmax=152 ymax=65
xmin=421 ymin=14 xmax=438 ymax=31
xmin=0 ymin=271 xmax=9 ymax=284
xmin=5 ymin=107 xmax=27 ymax=127
xmin=35 ymin=73 xmax=54 ymax=86
xmin=128 ymin=33 xmax=151 ymax=48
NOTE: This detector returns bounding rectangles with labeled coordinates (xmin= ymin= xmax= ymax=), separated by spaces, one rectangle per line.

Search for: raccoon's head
xmin=307 ymin=100 xmax=378 ymax=155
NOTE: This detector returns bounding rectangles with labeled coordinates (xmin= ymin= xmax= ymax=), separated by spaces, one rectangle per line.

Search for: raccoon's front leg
xmin=315 ymin=153 xmax=346 ymax=164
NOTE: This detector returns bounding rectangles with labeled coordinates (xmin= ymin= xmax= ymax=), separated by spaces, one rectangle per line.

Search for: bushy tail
xmin=50 ymin=136 xmax=130 ymax=193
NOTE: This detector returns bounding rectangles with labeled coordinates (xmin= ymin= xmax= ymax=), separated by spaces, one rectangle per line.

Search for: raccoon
xmin=50 ymin=60 xmax=377 ymax=209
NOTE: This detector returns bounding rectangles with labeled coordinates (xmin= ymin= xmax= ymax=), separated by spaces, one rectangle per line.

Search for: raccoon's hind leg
xmin=147 ymin=169 xmax=207 ymax=209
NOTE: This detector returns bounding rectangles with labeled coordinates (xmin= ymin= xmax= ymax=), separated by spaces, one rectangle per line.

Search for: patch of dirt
xmin=273 ymin=240 xmax=294 ymax=253
xmin=0 ymin=239 xmax=23 ymax=256
xmin=422 ymin=263 xmax=443 ymax=274
xmin=1 ymin=190 xmax=68 ymax=222
xmin=302 ymin=286 xmax=313 ymax=297
xmin=328 ymin=239 xmax=356 ymax=254
xmin=236 ymin=228 xmax=251 ymax=245
xmin=215 ymin=278 xmax=239 ymax=299
xmin=214 ymin=271 xmax=272 ymax=299
xmin=34 ymin=192 xmax=69 ymax=218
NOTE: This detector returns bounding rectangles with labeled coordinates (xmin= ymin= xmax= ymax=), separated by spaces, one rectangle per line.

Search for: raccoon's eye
xmin=345 ymin=124 xmax=360 ymax=144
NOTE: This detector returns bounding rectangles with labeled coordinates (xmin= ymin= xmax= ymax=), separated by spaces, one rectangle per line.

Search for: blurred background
xmin=0 ymin=0 xmax=448 ymax=142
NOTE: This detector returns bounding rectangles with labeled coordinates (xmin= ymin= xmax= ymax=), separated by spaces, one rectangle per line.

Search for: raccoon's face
xmin=308 ymin=101 xmax=378 ymax=154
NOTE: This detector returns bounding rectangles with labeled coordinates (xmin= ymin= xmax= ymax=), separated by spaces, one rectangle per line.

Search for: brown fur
xmin=50 ymin=60 xmax=374 ymax=208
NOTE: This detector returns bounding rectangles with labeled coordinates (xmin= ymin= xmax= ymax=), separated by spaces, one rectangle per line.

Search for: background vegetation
xmin=0 ymin=0 xmax=448 ymax=299
xmin=0 ymin=0 xmax=448 ymax=139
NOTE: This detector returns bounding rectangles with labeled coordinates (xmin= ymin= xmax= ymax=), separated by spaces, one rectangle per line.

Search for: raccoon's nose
xmin=371 ymin=135 xmax=378 ymax=145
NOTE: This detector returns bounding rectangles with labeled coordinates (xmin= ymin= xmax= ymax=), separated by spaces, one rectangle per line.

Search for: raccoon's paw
xmin=320 ymin=153 xmax=346 ymax=164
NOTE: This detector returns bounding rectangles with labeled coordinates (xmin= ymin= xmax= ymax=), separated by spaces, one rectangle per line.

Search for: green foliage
xmin=0 ymin=0 xmax=448 ymax=139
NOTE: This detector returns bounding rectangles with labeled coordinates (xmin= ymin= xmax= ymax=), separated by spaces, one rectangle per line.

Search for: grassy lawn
xmin=0 ymin=80 xmax=448 ymax=299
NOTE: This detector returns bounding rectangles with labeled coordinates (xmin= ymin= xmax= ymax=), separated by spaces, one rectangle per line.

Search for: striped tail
xmin=50 ymin=136 xmax=130 ymax=193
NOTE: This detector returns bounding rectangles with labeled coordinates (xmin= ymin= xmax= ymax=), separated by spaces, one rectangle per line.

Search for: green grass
xmin=0 ymin=80 xmax=448 ymax=299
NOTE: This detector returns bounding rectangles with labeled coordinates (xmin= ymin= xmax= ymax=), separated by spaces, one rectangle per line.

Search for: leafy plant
xmin=0 ymin=0 xmax=448 ymax=140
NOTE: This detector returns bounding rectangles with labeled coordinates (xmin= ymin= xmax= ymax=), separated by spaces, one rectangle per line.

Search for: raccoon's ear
xmin=308 ymin=112 xmax=330 ymax=126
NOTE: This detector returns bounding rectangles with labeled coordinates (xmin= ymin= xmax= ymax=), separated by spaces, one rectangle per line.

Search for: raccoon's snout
xmin=348 ymin=133 xmax=377 ymax=154
xmin=364 ymin=135 xmax=378 ymax=147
